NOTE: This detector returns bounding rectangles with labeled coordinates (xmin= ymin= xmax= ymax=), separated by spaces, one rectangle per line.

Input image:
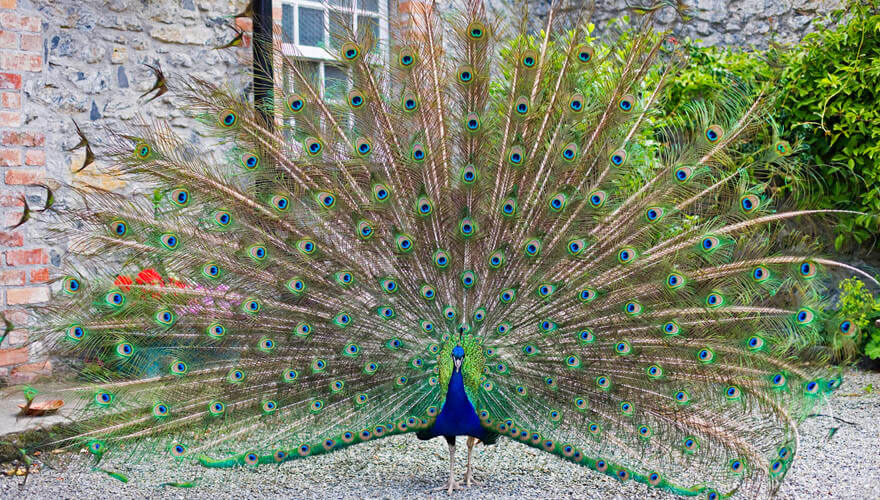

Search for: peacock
xmin=12 ymin=0 xmax=873 ymax=497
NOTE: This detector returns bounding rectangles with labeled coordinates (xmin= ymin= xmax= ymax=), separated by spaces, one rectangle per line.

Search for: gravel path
xmin=2 ymin=369 xmax=878 ymax=499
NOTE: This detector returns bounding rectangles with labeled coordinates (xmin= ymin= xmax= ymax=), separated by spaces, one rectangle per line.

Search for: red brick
xmin=0 ymin=347 xmax=27 ymax=366
xmin=6 ymin=285 xmax=49 ymax=305
xmin=0 ymin=0 xmax=16 ymax=10
xmin=24 ymin=149 xmax=43 ymax=165
xmin=6 ymin=248 xmax=46 ymax=265
xmin=0 ymin=230 xmax=22 ymax=246
xmin=29 ymin=267 xmax=47 ymax=283
xmin=20 ymin=33 xmax=38 ymax=52
xmin=0 ymin=30 xmax=16 ymax=49
xmin=2 ymin=308 xmax=27 ymax=324
xmin=10 ymin=360 xmax=51 ymax=383
xmin=1 ymin=91 xmax=19 ymax=108
xmin=5 ymin=168 xmax=44 ymax=185
xmin=0 ymin=269 xmax=24 ymax=285
xmin=0 ymin=194 xmax=22 ymax=207
xmin=5 ymin=211 xmax=21 ymax=226
xmin=0 ymin=72 xmax=21 ymax=89
xmin=0 ymin=13 xmax=40 ymax=32
xmin=0 ymin=110 xmax=21 ymax=126
xmin=0 ymin=147 xmax=19 ymax=165
xmin=0 ymin=52 xmax=41 ymax=72
xmin=2 ymin=131 xmax=42 ymax=146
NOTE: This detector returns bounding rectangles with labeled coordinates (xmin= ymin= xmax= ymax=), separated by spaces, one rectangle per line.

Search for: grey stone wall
xmin=520 ymin=0 xmax=842 ymax=47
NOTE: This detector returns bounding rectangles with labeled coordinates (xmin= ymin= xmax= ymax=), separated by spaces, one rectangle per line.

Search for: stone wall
xmin=0 ymin=0 xmax=254 ymax=383
xmin=523 ymin=0 xmax=843 ymax=47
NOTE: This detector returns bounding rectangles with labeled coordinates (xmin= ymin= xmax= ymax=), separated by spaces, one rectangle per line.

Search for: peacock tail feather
xmin=22 ymin=1 xmax=870 ymax=497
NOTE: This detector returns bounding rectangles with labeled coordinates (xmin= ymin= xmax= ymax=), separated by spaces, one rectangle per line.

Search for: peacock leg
xmin=431 ymin=437 xmax=460 ymax=494
xmin=465 ymin=436 xmax=481 ymax=487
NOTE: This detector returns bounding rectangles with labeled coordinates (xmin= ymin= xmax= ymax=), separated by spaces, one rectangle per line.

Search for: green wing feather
xmin=22 ymin=1 xmax=869 ymax=498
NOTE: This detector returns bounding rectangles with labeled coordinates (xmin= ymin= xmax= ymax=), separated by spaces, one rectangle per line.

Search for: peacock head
xmin=452 ymin=345 xmax=465 ymax=371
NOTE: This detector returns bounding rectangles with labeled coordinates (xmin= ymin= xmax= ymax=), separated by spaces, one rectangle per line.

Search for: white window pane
xmin=281 ymin=4 xmax=294 ymax=43
xmin=360 ymin=16 xmax=379 ymax=42
xmin=329 ymin=12 xmax=352 ymax=48
xmin=298 ymin=7 xmax=324 ymax=47
xmin=329 ymin=0 xmax=349 ymax=6
xmin=324 ymin=65 xmax=348 ymax=100
xmin=359 ymin=0 xmax=379 ymax=12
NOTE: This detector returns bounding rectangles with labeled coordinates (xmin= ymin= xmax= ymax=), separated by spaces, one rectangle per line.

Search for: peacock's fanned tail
xmin=27 ymin=1 xmax=866 ymax=498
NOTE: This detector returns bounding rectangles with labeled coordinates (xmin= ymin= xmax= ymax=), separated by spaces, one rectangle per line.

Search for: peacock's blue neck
xmin=426 ymin=370 xmax=487 ymax=440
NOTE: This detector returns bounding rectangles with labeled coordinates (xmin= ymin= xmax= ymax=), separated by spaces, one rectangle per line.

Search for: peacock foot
xmin=432 ymin=477 xmax=461 ymax=494
xmin=464 ymin=473 xmax=480 ymax=488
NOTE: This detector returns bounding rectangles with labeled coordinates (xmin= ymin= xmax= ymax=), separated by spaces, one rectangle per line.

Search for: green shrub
xmin=836 ymin=278 xmax=880 ymax=359
xmin=777 ymin=0 xmax=880 ymax=249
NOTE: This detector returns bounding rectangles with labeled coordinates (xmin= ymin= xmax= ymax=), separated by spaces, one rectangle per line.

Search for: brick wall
xmin=0 ymin=0 xmax=48 ymax=383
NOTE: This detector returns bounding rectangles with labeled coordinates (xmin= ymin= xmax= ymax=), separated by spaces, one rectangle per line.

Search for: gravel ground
xmin=2 ymin=369 xmax=878 ymax=499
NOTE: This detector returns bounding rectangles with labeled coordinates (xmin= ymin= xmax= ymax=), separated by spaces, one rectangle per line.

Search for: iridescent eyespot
xmin=596 ymin=376 xmax=610 ymax=389
xmin=473 ymin=308 xmax=486 ymax=323
xmin=623 ymin=302 xmax=642 ymax=316
xmin=725 ymin=385 xmax=741 ymax=399
xmin=334 ymin=312 xmax=352 ymax=327
xmin=705 ymin=124 xmax=723 ymax=142
xmin=420 ymin=320 xmax=434 ymax=333
xmin=589 ymin=191 xmax=606 ymax=208
xmin=549 ymin=193 xmax=567 ymax=212
xmin=402 ymin=92 xmax=418 ymax=111
xmin=94 ymin=391 xmax=113 ymax=406
xmin=227 ymin=368 xmax=245 ymax=383
xmin=411 ymin=142 xmax=426 ymax=162
xmin=380 ymin=277 xmax=399 ymax=294
xmin=467 ymin=21 xmax=486 ymax=39
xmin=62 ymin=276 xmax=82 ymax=294
xmin=706 ymin=292 xmax=723 ymax=307
xmin=465 ymin=112 xmax=481 ymax=132
xmin=770 ymin=460 xmax=784 ymax=475
xmin=460 ymin=164 xmax=479 ymax=185
xmin=799 ymin=260 xmax=817 ymax=278
xmin=248 ymin=245 xmax=267 ymax=262
xmin=170 ymin=188 xmax=190 ymax=207
xmin=537 ymin=283 xmax=555 ymax=298
xmin=457 ymin=66 xmax=474 ymax=84
xmin=171 ymin=361 xmax=188 ymax=375
xmin=618 ymin=94 xmax=634 ymax=112
xmin=730 ymin=459 xmax=745 ymax=474
xmin=565 ymin=355 xmax=580 ymax=368
xmin=596 ymin=459 xmax=607 ymax=472
xmin=373 ymin=183 xmax=390 ymax=202
xmin=296 ymin=239 xmax=316 ymax=255
xmin=645 ymin=207 xmax=664 ymax=222
xmin=153 ymin=403 xmax=169 ymax=418
xmin=396 ymin=233 xmax=414 ymax=253
xmin=286 ymin=277 xmax=305 ymax=295
xmin=66 ymin=324 xmax=85 ymax=341
xmin=258 ymin=337 xmax=275 ymax=352
xmin=343 ymin=343 xmax=360 ymax=357
xmin=663 ymin=321 xmax=680 ymax=335
xmin=330 ymin=380 xmax=345 ymax=393
xmin=499 ymin=288 xmax=516 ymax=304
xmin=356 ymin=220 xmax=374 ymax=239
xmin=578 ymin=288 xmax=597 ymax=303
xmin=105 ymin=290 xmax=125 ymax=307
xmin=775 ymin=140 xmax=792 ymax=156
xmin=443 ymin=306 xmax=457 ymax=320
xmin=568 ymin=238 xmax=587 ymax=256
xmin=752 ymin=266 xmax=769 ymax=282
xmin=674 ymin=390 xmax=690 ymax=404
xmin=575 ymin=44 xmax=594 ymax=63
xmin=620 ymin=402 xmax=634 ymax=418
xmin=160 ymin=233 xmax=179 ymax=250
xmin=568 ymin=94 xmax=584 ymax=113
xmin=521 ymin=49 xmax=537 ymax=68
xmin=839 ymin=319 xmax=856 ymax=337
xmin=354 ymin=137 xmax=372 ymax=156
xmin=310 ymin=399 xmax=324 ymax=412
xmin=348 ymin=89 xmax=366 ymax=109
xmin=418 ymin=283 xmax=436 ymax=301
xmin=578 ymin=329 xmax=594 ymax=344
xmin=270 ymin=195 xmax=290 ymax=212
xmin=771 ymin=372 xmax=786 ymax=387
xmin=617 ymin=247 xmax=636 ymax=263
xmin=666 ymin=273 xmax=684 ymax=289
xmin=589 ymin=423 xmax=601 ymax=435
xmin=697 ymin=348 xmax=715 ymax=363
xmin=134 ymin=142 xmax=153 ymax=160
xmin=363 ymin=362 xmax=378 ymax=374
xmin=674 ymin=166 xmax=693 ymax=182
xmin=539 ymin=319 xmax=557 ymax=333
xmin=683 ymin=437 xmax=699 ymax=453
xmin=304 ymin=137 xmax=322 ymax=156
xmin=646 ymin=364 xmax=662 ymax=378
xmin=206 ymin=322 xmax=225 ymax=339
xmin=500 ymin=196 xmax=517 ymax=216
xmin=459 ymin=217 xmax=476 ymax=237
xmin=398 ymin=47 xmax=416 ymax=68
xmin=415 ymin=195 xmax=434 ymax=216
xmin=334 ymin=271 xmax=354 ymax=286
xmin=804 ymin=380 xmax=819 ymax=394
xmin=648 ymin=472 xmax=661 ymax=485
xmin=460 ymin=270 xmax=476 ymax=288
xmin=219 ymin=110 xmax=237 ymax=128
xmin=610 ymin=149 xmax=626 ymax=166
xmin=740 ymin=194 xmax=759 ymax=213
xmin=116 ymin=342 xmax=133 ymax=358
xmin=155 ymin=309 xmax=175 ymax=325
xmin=377 ymin=306 xmax=395 ymax=320
xmin=340 ymin=41 xmax=360 ymax=61
xmin=747 ymin=335 xmax=765 ymax=350
xmin=213 ymin=210 xmax=232 ymax=227
xmin=110 ymin=220 xmax=128 ymax=237
xmin=497 ymin=322 xmax=510 ymax=335
xmin=508 ymin=145 xmax=524 ymax=164
xmin=312 ymin=359 xmax=327 ymax=372
xmin=795 ymin=308 xmax=814 ymax=324
xmin=523 ymin=238 xmax=542 ymax=257
xmin=615 ymin=341 xmax=632 ymax=355
xmin=286 ymin=94 xmax=304 ymax=113
xmin=701 ymin=236 xmax=719 ymax=252
xmin=639 ymin=426 xmax=652 ymax=439
xmin=514 ymin=97 xmax=529 ymax=116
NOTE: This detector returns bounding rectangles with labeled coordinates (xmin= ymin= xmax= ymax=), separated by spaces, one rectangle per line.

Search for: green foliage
xmin=836 ymin=278 xmax=880 ymax=359
xmin=655 ymin=0 xmax=880 ymax=249
xmin=777 ymin=0 xmax=880 ymax=249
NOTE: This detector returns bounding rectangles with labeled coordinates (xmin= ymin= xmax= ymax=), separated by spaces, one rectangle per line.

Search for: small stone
xmin=89 ymin=100 xmax=100 ymax=120
xmin=111 ymin=46 xmax=126 ymax=64
xmin=117 ymin=65 xmax=128 ymax=88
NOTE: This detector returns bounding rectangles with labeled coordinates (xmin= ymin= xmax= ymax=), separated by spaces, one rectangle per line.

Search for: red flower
xmin=136 ymin=268 xmax=165 ymax=287
xmin=114 ymin=274 xmax=133 ymax=292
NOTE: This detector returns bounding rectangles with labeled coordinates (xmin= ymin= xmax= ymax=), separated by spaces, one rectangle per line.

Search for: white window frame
xmin=280 ymin=0 xmax=390 ymax=98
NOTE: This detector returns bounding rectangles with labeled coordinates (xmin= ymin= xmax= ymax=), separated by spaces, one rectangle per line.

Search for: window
xmin=280 ymin=0 xmax=388 ymax=99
